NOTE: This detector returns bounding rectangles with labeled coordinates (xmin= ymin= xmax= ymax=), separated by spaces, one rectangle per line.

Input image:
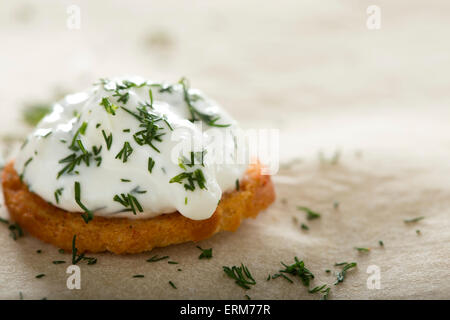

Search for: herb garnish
xmin=71 ymin=235 xmax=97 ymax=265
xmin=301 ymin=223 xmax=309 ymax=230
xmin=101 ymin=130 xmax=113 ymax=150
xmin=334 ymin=262 xmax=357 ymax=285
xmin=133 ymin=274 xmax=145 ymax=278
xmin=9 ymin=223 xmax=24 ymax=240
xmin=196 ymin=246 xmax=212 ymax=259
xmin=35 ymin=274 xmax=45 ymax=279
xmin=355 ymin=247 xmax=370 ymax=253
xmin=169 ymin=169 xmax=207 ymax=191
xmin=52 ymin=261 xmax=66 ymax=265
xmin=100 ymin=97 xmax=118 ymax=115
xmin=297 ymin=206 xmax=321 ymax=220
xmin=74 ymin=182 xmax=93 ymax=223
xmin=146 ymin=255 xmax=169 ymax=263
xmin=178 ymin=77 xmax=230 ymax=127
xmin=223 ymin=264 xmax=256 ymax=290
xmin=169 ymin=281 xmax=177 ymax=289
xmin=148 ymin=157 xmax=155 ymax=173
xmin=274 ymin=257 xmax=314 ymax=287
xmin=235 ymin=179 xmax=240 ymax=191
xmin=54 ymin=188 xmax=63 ymax=204
xmin=113 ymin=193 xmax=143 ymax=215
xmin=404 ymin=216 xmax=425 ymax=223
xmin=115 ymin=141 xmax=133 ymax=162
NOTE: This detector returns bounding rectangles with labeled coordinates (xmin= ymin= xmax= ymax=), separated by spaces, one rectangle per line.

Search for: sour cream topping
xmin=15 ymin=76 xmax=245 ymax=221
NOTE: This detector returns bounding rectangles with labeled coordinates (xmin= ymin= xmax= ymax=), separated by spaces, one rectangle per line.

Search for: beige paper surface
xmin=0 ymin=0 xmax=449 ymax=299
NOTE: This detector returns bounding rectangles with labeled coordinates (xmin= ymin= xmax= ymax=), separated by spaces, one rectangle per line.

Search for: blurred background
xmin=1 ymin=0 xmax=450 ymax=165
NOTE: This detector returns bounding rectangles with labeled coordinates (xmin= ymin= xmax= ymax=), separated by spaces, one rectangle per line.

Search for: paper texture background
xmin=0 ymin=0 xmax=449 ymax=299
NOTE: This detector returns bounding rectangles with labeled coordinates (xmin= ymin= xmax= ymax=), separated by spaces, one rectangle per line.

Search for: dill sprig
xmin=101 ymin=130 xmax=113 ymax=150
xmin=275 ymin=257 xmax=314 ymax=287
xmin=223 ymin=263 xmax=256 ymax=290
xmin=404 ymin=216 xmax=425 ymax=223
xmin=334 ymin=262 xmax=357 ymax=285
xmin=178 ymin=77 xmax=230 ymax=127
xmin=71 ymin=235 xmax=97 ymax=265
xmin=146 ymin=255 xmax=169 ymax=263
xmin=113 ymin=193 xmax=143 ymax=215
xmin=100 ymin=97 xmax=118 ymax=115
xmin=297 ymin=206 xmax=321 ymax=220
xmin=54 ymin=188 xmax=64 ymax=204
xmin=169 ymin=169 xmax=207 ymax=191
xmin=148 ymin=157 xmax=155 ymax=173
xmin=74 ymin=181 xmax=93 ymax=223
xmin=115 ymin=141 xmax=133 ymax=162
xmin=196 ymin=246 xmax=212 ymax=259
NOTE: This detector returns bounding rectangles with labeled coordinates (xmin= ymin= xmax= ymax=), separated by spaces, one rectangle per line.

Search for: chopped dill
xmin=196 ymin=246 xmax=212 ymax=259
xmin=115 ymin=141 xmax=133 ymax=162
xmin=334 ymin=262 xmax=357 ymax=285
xmin=222 ymin=263 xmax=256 ymax=290
xmin=297 ymin=206 xmax=321 ymax=220
xmin=74 ymin=181 xmax=93 ymax=223
xmin=146 ymin=255 xmax=169 ymax=263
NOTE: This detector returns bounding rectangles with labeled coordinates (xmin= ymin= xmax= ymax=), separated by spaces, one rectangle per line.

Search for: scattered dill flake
xmin=132 ymin=274 xmax=144 ymax=278
xmin=379 ymin=240 xmax=384 ymax=247
xmin=321 ymin=287 xmax=331 ymax=300
xmin=169 ymin=281 xmax=177 ymax=289
xmin=416 ymin=229 xmax=421 ymax=235
xmin=177 ymin=269 xmax=182 ymax=272
xmin=334 ymin=262 xmax=357 ymax=285
xmin=301 ymin=223 xmax=309 ymax=230
xmin=235 ymin=179 xmax=240 ymax=191
xmin=276 ymin=257 xmax=314 ymax=286
xmin=54 ymin=188 xmax=63 ymax=204
xmin=121 ymin=179 xmax=131 ymax=182
xmin=74 ymin=181 xmax=93 ymax=223
xmin=35 ymin=274 xmax=45 ymax=279
xmin=196 ymin=246 xmax=212 ymax=259
xmin=266 ymin=274 xmax=271 ymax=281
xmin=52 ymin=261 xmax=66 ymax=265
xmin=101 ymin=130 xmax=113 ymax=150
xmin=9 ymin=223 xmax=24 ymax=240
xmin=115 ymin=141 xmax=133 ymax=162
xmin=308 ymin=284 xmax=327 ymax=294
xmin=71 ymin=235 xmax=97 ymax=265
xmin=96 ymin=123 xmax=101 ymax=128
xmin=272 ymin=273 xmax=293 ymax=283
xmin=223 ymin=263 xmax=256 ymax=290
xmin=146 ymin=255 xmax=169 ymax=263
xmin=325 ymin=269 xmax=331 ymax=273
xmin=185 ymin=197 xmax=188 ymax=205
xmin=168 ymin=261 xmax=178 ymax=265
xmin=100 ymin=97 xmax=118 ymax=115
xmin=148 ymin=157 xmax=155 ymax=174
xmin=333 ymin=201 xmax=340 ymax=210
xmin=297 ymin=206 xmax=321 ymax=220
xmin=404 ymin=216 xmax=425 ymax=223
xmin=36 ymin=250 xmax=42 ymax=254
xmin=22 ymin=104 xmax=51 ymax=127
xmin=355 ymin=247 xmax=370 ymax=253
xmin=113 ymin=193 xmax=143 ymax=215
xmin=122 ymin=128 xmax=130 ymax=132
xmin=169 ymin=169 xmax=207 ymax=191
xmin=334 ymin=262 xmax=348 ymax=266
xmin=245 ymin=295 xmax=251 ymax=300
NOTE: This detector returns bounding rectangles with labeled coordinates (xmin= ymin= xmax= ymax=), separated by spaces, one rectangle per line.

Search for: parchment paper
xmin=0 ymin=0 xmax=449 ymax=300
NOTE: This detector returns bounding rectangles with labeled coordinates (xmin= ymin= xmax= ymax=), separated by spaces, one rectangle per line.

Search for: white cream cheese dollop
xmin=15 ymin=76 xmax=245 ymax=220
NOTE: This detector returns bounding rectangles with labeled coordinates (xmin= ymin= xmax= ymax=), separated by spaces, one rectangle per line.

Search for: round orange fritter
xmin=2 ymin=162 xmax=275 ymax=254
